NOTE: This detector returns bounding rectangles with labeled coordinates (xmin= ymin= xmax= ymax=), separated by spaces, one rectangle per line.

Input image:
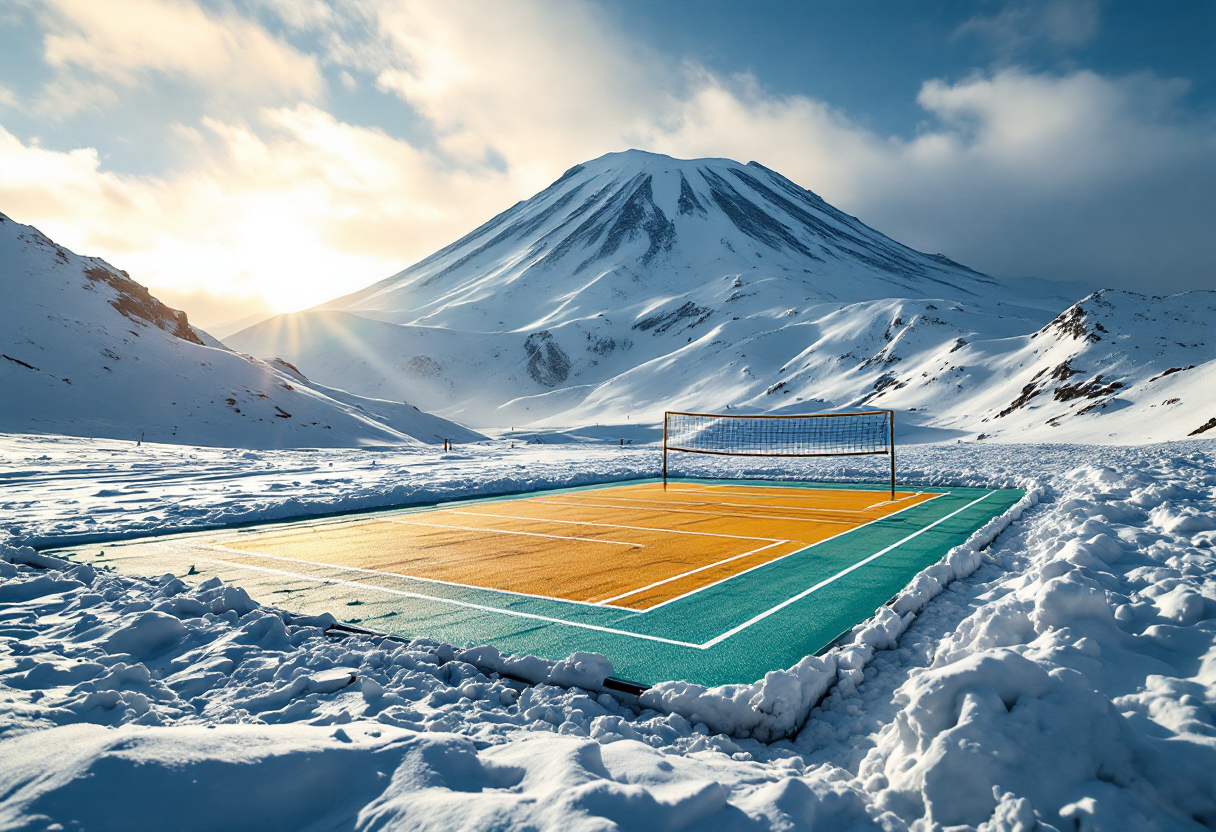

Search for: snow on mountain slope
xmin=869 ymin=289 xmax=1216 ymax=444
xmin=323 ymin=149 xmax=1015 ymax=325
xmin=231 ymin=150 xmax=1116 ymax=429
xmin=699 ymin=288 xmax=1216 ymax=445
xmin=227 ymin=151 xmax=1212 ymax=439
xmin=0 ymin=214 xmax=482 ymax=448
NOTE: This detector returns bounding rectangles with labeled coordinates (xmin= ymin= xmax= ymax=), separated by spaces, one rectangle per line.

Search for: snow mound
xmin=0 ymin=543 xmax=879 ymax=830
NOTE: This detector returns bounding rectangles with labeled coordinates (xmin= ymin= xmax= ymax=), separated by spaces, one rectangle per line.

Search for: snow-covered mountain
xmin=226 ymin=150 xmax=1213 ymax=440
xmin=0 ymin=213 xmax=483 ymax=448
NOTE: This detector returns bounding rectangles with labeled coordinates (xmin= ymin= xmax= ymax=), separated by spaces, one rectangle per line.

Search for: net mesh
xmin=665 ymin=411 xmax=891 ymax=457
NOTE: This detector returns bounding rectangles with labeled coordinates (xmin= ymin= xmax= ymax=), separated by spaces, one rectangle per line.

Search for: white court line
xmin=699 ymin=491 xmax=996 ymax=648
xmin=636 ymin=492 xmax=944 ymax=613
xmin=174 ymin=541 xmax=614 ymax=611
xmin=446 ymin=509 xmax=778 ymax=542
xmin=595 ymin=539 xmax=791 ymax=605
xmin=181 ymin=552 xmax=704 ymax=648
xmin=184 ymin=492 xmax=987 ymax=648
xmin=387 ymin=518 xmax=641 ymax=547
xmin=179 ymin=533 xmax=784 ymax=614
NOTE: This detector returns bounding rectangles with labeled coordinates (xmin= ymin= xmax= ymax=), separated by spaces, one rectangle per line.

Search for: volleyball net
xmin=662 ymin=410 xmax=896 ymax=497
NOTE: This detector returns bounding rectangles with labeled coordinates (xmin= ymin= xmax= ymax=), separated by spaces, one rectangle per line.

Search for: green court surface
xmin=51 ymin=479 xmax=1023 ymax=689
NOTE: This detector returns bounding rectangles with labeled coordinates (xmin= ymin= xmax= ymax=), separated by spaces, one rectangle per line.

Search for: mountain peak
xmin=580 ymin=148 xmax=746 ymax=171
xmin=320 ymin=149 xmax=1002 ymax=330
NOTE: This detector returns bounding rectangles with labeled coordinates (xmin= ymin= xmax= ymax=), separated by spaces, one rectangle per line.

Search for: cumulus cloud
xmin=652 ymin=68 xmax=1214 ymax=290
xmin=35 ymin=0 xmax=323 ymax=115
xmin=349 ymin=0 xmax=676 ymax=192
xmin=0 ymin=106 xmax=526 ymax=322
xmin=323 ymin=1 xmax=1213 ymax=292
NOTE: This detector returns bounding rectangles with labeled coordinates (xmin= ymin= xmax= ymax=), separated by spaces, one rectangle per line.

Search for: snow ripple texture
xmin=2 ymin=435 xmax=1216 ymax=830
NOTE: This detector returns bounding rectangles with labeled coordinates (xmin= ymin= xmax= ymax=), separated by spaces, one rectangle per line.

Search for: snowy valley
xmin=2 ymin=437 xmax=1216 ymax=830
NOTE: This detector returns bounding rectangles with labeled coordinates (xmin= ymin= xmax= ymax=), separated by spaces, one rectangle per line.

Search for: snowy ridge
xmin=3 ymin=439 xmax=1215 ymax=829
xmin=0 ymin=214 xmax=482 ymax=448
xmin=226 ymin=151 xmax=1213 ymax=441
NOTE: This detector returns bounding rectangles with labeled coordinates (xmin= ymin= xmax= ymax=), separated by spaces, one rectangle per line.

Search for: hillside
xmin=0 ymin=213 xmax=483 ymax=448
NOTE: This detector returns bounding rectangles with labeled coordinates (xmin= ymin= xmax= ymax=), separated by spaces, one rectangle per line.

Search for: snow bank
xmin=640 ymin=486 xmax=1044 ymax=742
xmin=0 ymin=433 xmax=654 ymax=548
xmin=5 ymin=437 xmax=1216 ymax=830
xmin=837 ymin=454 xmax=1216 ymax=830
xmin=458 ymin=645 xmax=613 ymax=691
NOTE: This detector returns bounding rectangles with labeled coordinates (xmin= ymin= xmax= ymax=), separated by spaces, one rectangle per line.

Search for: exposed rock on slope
xmin=0 ymin=213 xmax=483 ymax=448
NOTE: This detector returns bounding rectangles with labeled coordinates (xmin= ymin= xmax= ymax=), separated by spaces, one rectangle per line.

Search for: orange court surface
xmin=212 ymin=481 xmax=939 ymax=611
xmin=57 ymin=478 xmax=1024 ymax=687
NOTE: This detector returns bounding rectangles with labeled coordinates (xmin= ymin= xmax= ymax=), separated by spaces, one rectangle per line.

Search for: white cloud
xmin=36 ymin=0 xmax=323 ymax=114
xmin=348 ymin=0 xmax=678 ymax=191
xmin=253 ymin=0 xmax=335 ymax=32
xmin=322 ymin=1 xmax=1212 ymax=290
xmin=0 ymin=106 xmax=526 ymax=322
xmin=650 ymin=69 xmax=1214 ymax=290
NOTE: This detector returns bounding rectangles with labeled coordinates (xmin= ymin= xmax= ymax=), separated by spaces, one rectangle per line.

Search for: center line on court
xmin=529 ymin=498 xmax=861 ymax=525
xmin=554 ymin=492 xmax=907 ymax=515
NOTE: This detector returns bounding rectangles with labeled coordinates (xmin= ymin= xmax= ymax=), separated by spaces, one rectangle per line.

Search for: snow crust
xmin=3 ymin=433 xmax=1216 ymax=830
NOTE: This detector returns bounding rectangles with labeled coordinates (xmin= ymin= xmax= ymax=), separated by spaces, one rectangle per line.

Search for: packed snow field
xmin=3 ymin=433 xmax=1215 ymax=830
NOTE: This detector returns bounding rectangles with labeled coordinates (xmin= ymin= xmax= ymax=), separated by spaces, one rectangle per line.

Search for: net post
xmin=661 ymin=412 xmax=669 ymax=489
xmin=888 ymin=410 xmax=896 ymax=501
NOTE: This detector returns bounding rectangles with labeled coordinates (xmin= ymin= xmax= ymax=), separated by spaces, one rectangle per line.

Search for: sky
xmin=0 ymin=0 xmax=1212 ymax=328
